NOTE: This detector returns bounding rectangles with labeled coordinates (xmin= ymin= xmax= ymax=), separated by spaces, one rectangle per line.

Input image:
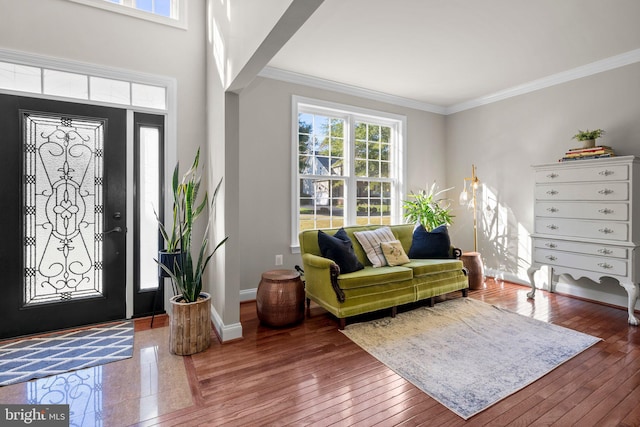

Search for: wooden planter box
xmin=169 ymin=292 xmax=212 ymax=355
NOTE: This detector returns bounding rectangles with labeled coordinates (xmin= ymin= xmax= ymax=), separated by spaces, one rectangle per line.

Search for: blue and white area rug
xmin=341 ymin=298 xmax=601 ymax=420
xmin=0 ymin=322 xmax=133 ymax=387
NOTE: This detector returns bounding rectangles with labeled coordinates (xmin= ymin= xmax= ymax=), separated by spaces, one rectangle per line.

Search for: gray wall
xmin=445 ymin=62 xmax=640 ymax=306
xmin=238 ymin=76 xmax=447 ymax=293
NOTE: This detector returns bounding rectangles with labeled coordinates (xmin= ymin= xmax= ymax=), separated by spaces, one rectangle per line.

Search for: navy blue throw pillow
xmin=318 ymin=228 xmax=364 ymax=274
xmin=408 ymin=224 xmax=451 ymax=259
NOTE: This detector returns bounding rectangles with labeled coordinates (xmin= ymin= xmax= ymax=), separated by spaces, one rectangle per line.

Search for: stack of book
xmin=559 ymin=145 xmax=615 ymax=162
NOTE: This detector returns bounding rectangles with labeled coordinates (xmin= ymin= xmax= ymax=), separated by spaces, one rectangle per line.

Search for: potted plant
xmin=403 ymin=182 xmax=454 ymax=231
xmin=155 ymin=169 xmax=184 ymax=278
xmin=572 ymin=129 xmax=605 ymax=149
xmin=156 ymin=148 xmax=228 ymax=355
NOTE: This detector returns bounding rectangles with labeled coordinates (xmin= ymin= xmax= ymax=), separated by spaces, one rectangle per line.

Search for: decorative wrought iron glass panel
xmin=23 ymin=113 xmax=105 ymax=305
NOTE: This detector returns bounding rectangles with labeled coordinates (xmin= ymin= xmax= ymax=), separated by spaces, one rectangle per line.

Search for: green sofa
xmin=299 ymin=224 xmax=469 ymax=328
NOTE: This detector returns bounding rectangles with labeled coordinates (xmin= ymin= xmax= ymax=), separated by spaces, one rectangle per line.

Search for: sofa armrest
xmin=301 ymin=253 xmax=345 ymax=303
xmin=452 ymin=247 xmax=463 ymax=259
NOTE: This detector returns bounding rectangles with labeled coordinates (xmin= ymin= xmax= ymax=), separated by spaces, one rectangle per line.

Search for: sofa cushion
xmin=318 ymin=229 xmax=364 ymax=274
xmin=404 ymin=259 xmax=464 ymax=276
xmin=353 ymin=226 xmax=396 ymax=267
xmin=337 ymin=266 xmax=413 ymax=289
xmin=380 ymin=240 xmax=410 ymax=266
xmin=408 ymin=224 xmax=451 ymax=259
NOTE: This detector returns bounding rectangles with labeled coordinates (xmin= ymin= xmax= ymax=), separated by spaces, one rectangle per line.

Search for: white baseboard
xmin=552 ymin=281 xmax=640 ymax=311
xmin=240 ymin=288 xmax=257 ymax=302
xmin=210 ymin=305 xmax=243 ymax=342
xmin=206 ymin=289 xmax=255 ymax=342
xmin=485 ymin=268 xmax=639 ymax=311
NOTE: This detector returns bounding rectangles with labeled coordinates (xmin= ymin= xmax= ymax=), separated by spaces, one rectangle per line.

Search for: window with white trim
xmin=293 ymin=97 xmax=405 ymax=247
xmin=68 ymin=0 xmax=186 ymax=28
xmin=105 ymin=0 xmax=175 ymax=18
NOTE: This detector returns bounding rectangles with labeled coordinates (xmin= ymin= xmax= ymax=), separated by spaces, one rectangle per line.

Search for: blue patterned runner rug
xmin=0 ymin=321 xmax=133 ymax=387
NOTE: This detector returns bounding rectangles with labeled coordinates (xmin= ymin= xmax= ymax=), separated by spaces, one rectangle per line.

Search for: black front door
xmin=0 ymin=94 xmax=127 ymax=339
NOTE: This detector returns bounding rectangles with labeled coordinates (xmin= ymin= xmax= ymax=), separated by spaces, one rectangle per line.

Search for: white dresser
xmin=528 ymin=155 xmax=640 ymax=325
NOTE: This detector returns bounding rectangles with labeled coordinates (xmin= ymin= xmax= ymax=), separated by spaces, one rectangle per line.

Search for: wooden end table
xmin=461 ymin=252 xmax=484 ymax=290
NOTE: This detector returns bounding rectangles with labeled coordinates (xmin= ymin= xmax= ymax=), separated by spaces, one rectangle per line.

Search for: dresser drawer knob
xmin=597 ymin=248 xmax=613 ymax=255
xmin=598 ymin=208 xmax=614 ymax=214
xmin=599 ymin=170 xmax=614 ymax=176
xmin=547 ymin=207 xmax=559 ymax=213
xmin=546 ymin=255 xmax=557 ymax=261
xmin=547 ymin=224 xmax=558 ymax=230
xmin=597 ymin=262 xmax=613 ymax=269
xmin=546 ymin=190 xmax=558 ymax=196
xmin=545 ymin=242 xmax=557 ymax=248
xmin=599 ymin=228 xmax=614 ymax=234
xmin=598 ymin=188 xmax=614 ymax=195
xmin=547 ymin=173 xmax=558 ymax=179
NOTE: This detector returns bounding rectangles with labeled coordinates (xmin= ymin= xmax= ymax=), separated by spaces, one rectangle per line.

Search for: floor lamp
xmin=459 ymin=164 xmax=480 ymax=252
xmin=458 ymin=165 xmax=483 ymax=289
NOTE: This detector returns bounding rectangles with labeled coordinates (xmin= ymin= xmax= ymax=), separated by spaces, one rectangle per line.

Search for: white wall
xmin=237 ymin=76 xmax=447 ymax=293
xmin=445 ymin=62 xmax=640 ymax=308
xmin=225 ymin=0 xmax=293 ymax=87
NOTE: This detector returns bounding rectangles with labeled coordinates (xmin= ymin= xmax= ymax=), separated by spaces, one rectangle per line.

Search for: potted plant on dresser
xmin=157 ymin=148 xmax=228 ymax=355
xmin=572 ymin=128 xmax=605 ymax=149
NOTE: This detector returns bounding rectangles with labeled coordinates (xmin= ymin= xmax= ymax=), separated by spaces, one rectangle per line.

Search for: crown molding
xmin=446 ymin=48 xmax=640 ymax=115
xmin=259 ymin=48 xmax=640 ymax=116
xmin=258 ymin=66 xmax=447 ymax=115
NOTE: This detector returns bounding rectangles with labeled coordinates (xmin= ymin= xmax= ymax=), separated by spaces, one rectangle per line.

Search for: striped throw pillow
xmin=353 ymin=227 xmax=396 ymax=267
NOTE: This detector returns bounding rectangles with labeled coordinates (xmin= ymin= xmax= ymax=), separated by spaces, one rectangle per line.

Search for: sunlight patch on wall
xmin=212 ymin=19 xmax=226 ymax=87
xmin=480 ymin=185 xmax=535 ymax=285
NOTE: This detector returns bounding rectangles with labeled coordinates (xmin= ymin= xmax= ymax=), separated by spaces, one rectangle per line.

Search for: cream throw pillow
xmin=380 ymin=240 xmax=410 ymax=266
xmin=353 ymin=227 xmax=396 ymax=267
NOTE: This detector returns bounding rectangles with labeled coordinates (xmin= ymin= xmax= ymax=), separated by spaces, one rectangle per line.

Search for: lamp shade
xmin=459 ymin=189 xmax=469 ymax=205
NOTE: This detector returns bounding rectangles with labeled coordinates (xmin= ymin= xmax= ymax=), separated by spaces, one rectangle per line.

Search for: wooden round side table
xmin=461 ymin=252 xmax=484 ymax=290
xmin=256 ymin=269 xmax=305 ymax=327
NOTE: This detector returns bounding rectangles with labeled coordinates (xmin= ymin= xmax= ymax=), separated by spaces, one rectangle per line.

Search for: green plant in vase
xmin=403 ymin=182 xmax=454 ymax=231
xmin=572 ymin=129 xmax=605 ymax=149
xmin=572 ymin=129 xmax=605 ymax=141
xmin=156 ymin=148 xmax=228 ymax=302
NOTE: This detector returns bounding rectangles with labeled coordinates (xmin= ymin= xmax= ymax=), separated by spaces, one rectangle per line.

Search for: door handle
xmin=103 ymin=226 xmax=123 ymax=235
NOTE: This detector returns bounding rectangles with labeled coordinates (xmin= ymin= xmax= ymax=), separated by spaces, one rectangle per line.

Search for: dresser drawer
xmin=535 ymin=201 xmax=628 ymax=221
xmin=534 ymin=248 xmax=627 ymax=276
xmin=535 ymin=218 xmax=628 ymax=241
xmin=535 ymin=164 xmax=628 ymax=184
xmin=534 ymin=239 xmax=628 ymax=259
xmin=535 ymin=182 xmax=628 ymax=201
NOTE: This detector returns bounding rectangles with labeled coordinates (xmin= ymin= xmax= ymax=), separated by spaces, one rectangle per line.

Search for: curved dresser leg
xmin=618 ymin=282 xmax=639 ymax=326
xmin=527 ymin=266 xmax=539 ymax=299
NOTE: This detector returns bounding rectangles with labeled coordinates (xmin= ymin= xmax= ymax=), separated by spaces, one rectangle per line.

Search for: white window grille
xmin=292 ymin=96 xmax=406 ymax=249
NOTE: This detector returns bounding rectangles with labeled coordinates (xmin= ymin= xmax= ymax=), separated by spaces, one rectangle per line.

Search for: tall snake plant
xmin=156 ymin=148 xmax=228 ymax=302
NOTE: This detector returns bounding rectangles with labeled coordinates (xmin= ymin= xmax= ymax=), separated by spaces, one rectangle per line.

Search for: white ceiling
xmin=266 ymin=0 xmax=640 ymax=113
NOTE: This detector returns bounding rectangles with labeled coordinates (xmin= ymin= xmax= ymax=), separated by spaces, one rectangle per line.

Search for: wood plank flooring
xmin=140 ymin=280 xmax=640 ymax=426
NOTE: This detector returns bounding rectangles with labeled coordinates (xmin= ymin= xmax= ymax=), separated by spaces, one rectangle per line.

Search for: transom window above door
xmin=292 ymin=96 xmax=406 ymax=250
xmin=67 ymin=0 xmax=186 ymax=28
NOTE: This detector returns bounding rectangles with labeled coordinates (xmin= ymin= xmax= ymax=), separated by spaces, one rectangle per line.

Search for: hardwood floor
xmin=141 ymin=280 xmax=640 ymax=426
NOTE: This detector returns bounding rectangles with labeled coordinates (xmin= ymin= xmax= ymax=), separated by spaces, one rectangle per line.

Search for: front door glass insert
xmin=24 ymin=113 xmax=105 ymax=306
